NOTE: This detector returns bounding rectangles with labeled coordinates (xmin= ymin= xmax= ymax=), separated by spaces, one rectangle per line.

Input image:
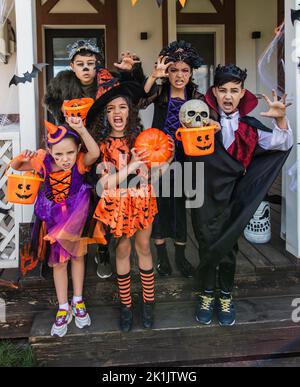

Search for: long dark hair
xmin=158 ymin=78 xmax=199 ymax=105
xmin=89 ymin=96 xmax=144 ymax=148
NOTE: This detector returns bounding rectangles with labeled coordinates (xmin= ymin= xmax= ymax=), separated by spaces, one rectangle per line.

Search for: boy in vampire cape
xmin=191 ymin=64 xmax=293 ymax=327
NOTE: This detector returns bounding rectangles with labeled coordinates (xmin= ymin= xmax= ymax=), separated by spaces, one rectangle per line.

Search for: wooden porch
xmin=1 ymin=177 xmax=300 ymax=367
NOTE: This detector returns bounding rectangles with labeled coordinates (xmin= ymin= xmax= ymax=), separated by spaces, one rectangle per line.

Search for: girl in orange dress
xmin=86 ymin=81 xmax=174 ymax=332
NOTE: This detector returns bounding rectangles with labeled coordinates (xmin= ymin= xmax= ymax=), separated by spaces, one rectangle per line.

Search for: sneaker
xmin=120 ymin=305 xmax=133 ymax=332
xmin=195 ymin=293 xmax=215 ymax=325
xmin=175 ymin=256 xmax=194 ymax=278
xmin=216 ymin=293 xmax=236 ymax=327
xmin=95 ymin=249 xmax=112 ymax=279
xmin=51 ymin=308 xmax=72 ymax=338
xmin=244 ymin=201 xmax=271 ymax=244
xmin=142 ymin=303 xmax=154 ymax=329
xmin=71 ymin=301 xmax=91 ymax=329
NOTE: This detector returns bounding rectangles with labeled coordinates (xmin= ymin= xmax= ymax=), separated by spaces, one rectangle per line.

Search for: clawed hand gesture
xmin=260 ymin=90 xmax=292 ymax=120
xmin=114 ymin=51 xmax=141 ymax=71
xmin=151 ymin=56 xmax=174 ymax=79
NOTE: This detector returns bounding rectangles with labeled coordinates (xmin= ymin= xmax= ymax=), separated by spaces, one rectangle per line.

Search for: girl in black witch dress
xmin=141 ymin=41 xmax=213 ymax=278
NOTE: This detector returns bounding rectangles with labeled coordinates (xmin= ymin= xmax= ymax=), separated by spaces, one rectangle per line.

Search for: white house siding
xmin=0 ymin=5 xmax=18 ymax=115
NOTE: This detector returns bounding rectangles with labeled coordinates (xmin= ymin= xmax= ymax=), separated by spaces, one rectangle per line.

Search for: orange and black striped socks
xmin=140 ymin=268 xmax=155 ymax=304
xmin=117 ymin=273 xmax=132 ymax=307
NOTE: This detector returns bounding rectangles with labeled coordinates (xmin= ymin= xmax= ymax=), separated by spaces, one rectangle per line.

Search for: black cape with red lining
xmin=190 ymin=88 xmax=292 ymax=271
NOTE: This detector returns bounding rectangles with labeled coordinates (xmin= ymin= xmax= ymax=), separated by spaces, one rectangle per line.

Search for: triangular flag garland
xmin=131 ymin=0 xmax=187 ymax=8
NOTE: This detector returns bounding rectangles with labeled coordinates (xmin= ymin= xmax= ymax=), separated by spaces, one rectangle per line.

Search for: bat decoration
xmin=9 ymin=63 xmax=48 ymax=87
xmin=291 ymin=8 xmax=300 ymax=26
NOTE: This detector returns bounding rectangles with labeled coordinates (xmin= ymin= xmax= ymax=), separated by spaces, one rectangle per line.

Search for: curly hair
xmin=89 ymin=96 xmax=144 ymax=148
xmin=159 ymin=40 xmax=203 ymax=70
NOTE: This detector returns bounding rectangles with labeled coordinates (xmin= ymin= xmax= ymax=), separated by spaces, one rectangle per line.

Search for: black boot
xmin=142 ymin=303 xmax=154 ymax=329
xmin=120 ymin=305 xmax=133 ymax=332
xmin=95 ymin=245 xmax=112 ymax=279
xmin=175 ymin=244 xmax=194 ymax=278
xmin=155 ymin=243 xmax=172 ymax=277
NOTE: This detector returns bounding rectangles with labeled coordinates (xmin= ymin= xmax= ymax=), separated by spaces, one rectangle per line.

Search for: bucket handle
xmin=175 ymin=129 xmax=182 ymax=142
xmin=5 ymin=155 xmax=46 ymax=180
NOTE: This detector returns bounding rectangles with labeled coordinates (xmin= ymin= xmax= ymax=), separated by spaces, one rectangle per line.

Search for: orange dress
xmin=93 ymin=137 xmax=158 ymax=238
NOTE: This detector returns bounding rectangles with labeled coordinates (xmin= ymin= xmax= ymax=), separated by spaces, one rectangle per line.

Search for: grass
xmin=0 ymin=340 xmax=37 ymax=367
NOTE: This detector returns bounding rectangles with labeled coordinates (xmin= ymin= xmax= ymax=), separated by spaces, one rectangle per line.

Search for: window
xmin=45 ymin=28 xmax=105 ymax=84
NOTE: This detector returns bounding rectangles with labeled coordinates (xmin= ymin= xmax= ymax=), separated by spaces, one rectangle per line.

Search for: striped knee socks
xmin=140 ymin=268 xmax=155 ymax=304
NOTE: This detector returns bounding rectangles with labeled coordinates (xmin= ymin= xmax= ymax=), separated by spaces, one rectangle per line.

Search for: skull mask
xmin=179 ymin=100 xmax=210 ymax=128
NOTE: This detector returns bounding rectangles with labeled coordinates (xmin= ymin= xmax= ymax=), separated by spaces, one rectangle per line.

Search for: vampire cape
xmin=191 ymin=88 xmax=292 ymax=271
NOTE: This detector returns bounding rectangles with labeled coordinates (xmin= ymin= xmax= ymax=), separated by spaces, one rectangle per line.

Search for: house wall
xmin=236 ymin=0 xmax=278 ymax=119
xmin=0 ymin=5 xmax=18 ymax=115
xmin=0 ymin=0 xmax=280 ymax=122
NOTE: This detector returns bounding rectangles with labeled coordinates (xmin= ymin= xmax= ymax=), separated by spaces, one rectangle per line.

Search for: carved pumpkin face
xmin=196 ymin=132 xmax=213 ymax=152
xmin=176 ymin=126 xmax=216 ymax=156
xmin=16 ymin=182 xmax=33 ymax=200
xmin=6 ymin=172 xmax=43 ymax=205
xmin=63 ymin=98 xmax=94 ymax=123
xmin=135 ymin=128 xmax=172 ymax=167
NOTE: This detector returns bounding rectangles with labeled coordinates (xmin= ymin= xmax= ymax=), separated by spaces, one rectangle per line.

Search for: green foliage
xmin=0 ymin=340 xmax=37 ymax=367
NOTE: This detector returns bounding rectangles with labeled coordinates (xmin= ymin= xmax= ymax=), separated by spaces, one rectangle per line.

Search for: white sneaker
xmin=71 ymin=301 xmax=91 ymax=329
xmin=244 ymin=201 xmax=271 ymax=244
xmin=51 ymin=308 xmax=72 ymax=338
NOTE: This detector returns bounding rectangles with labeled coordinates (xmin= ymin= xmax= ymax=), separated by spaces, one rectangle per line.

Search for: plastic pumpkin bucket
xmin=63 ymin=98 xmax=94 ymax=123
xmin=135 ymin=128 xmax=172 ymax=167
xmin=175 ymin=126 xmax=217 ymax=156
xmin=6 ymin=157 xmax=46 ymax=205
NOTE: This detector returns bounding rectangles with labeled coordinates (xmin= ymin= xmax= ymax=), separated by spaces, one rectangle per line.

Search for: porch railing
xmin=0 ymin=124 xmax=21 ymax=268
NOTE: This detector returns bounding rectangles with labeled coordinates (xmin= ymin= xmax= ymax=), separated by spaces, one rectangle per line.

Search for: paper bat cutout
xmin=291 ymin=9 xmax=300 ymax=25
xmin=9 ymin=63 xmax=48 ymax=87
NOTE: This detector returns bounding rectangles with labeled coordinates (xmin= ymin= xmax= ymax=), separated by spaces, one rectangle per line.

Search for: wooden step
xmin=30 ymin=294 xmax=300 ymax=367
xmin=2 ymin=270 xmax=300 ymax=340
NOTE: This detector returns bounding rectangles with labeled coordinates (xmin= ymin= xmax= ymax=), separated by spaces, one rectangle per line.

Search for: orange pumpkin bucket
xmin=175 ymin=125 xmax=217 ymax=157
xmin=63 ymin=98 xmax=94 ymax=123
xmin=6 ymin=157 xmax=46 ymax=205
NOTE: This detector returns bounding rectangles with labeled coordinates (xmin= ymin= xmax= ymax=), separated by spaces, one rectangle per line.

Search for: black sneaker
xmin=175 ymin=256 xmax=194 ymax=278
xmin=142 ymin=303 xmax=154 ymax=329
xmin=156 ymin=244 xmax=172 ymax=277
xmin=95 ymin=248 xmax=112 ymax=279
xmin=120 ymin=305 xmax=133 ymax=332
xmin=216 ymin=293 xmax=236 ymax=327
xmin=195 ymin=292 xmax=215 ymax=325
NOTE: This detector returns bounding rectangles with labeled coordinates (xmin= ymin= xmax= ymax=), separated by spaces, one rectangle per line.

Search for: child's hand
xmin=114 ymin=51 xmax=141 ymax=71
xmin=19 ymin=150 xmax=38 ymax=162
xmin=166 ymin=136 xmax=175 ymax=164
xmin=261 ymin=90 xmax=292 ymax=128
xmin=129 ymin=148 xmax=150 ymax=171
xmin=151 ymin=56 xmax=174 ymax=80
xmin=207 ymin=119 xmax=221 ymax=133
xmin=66 ymin=116 xmax=86 ymax=135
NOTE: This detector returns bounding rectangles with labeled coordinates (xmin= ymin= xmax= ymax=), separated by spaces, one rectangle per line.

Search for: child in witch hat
xmin=11 ymin=117 xmax=104 ymax=337
xmin=45 ymin=39 xmax=143 ymax=280
xmin=86 ymin=81 xmax=175 ymax=332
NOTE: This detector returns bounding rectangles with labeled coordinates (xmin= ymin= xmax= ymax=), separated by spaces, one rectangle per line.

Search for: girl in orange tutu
xmin=86 ymin=81 xmax=174 ymax=332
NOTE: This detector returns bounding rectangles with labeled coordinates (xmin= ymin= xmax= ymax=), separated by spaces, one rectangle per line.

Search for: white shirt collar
xmin=219 ymin=109 xmax=241 ymax=150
